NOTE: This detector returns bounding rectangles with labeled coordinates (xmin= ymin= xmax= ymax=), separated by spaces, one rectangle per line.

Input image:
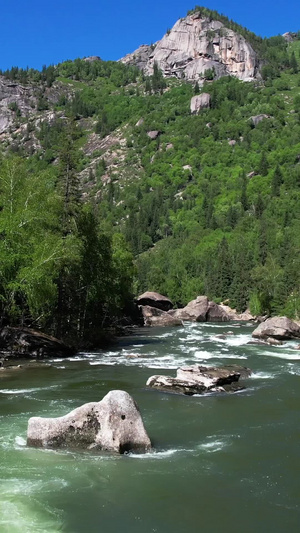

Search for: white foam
xmin=15 ymin=436 xmax=26 ymax=447
xmin=128 ymin=448 xmax=192 ymax=459
xmin=198 ymin=440 xmax=227 ymax=452
xmin=251 ymin=371 xmax=275 ymax=379
xmin=193 ymin=351 xmax=214 ymax=360
xmin=263 ymin=351 xmax=300 ymax=360
xmin=0 ymin=384 xmax=59 ymax=395
xmin=0 ymin=387 xmax=42 ymax=394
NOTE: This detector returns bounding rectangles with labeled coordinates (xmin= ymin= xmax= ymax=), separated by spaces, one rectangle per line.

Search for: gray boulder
xmin=140 ymin=305 xmax=182 ymax=327
xmin=252 ymin=316 xmax=300 ymax=340
xmin=0 ymin=326 xmax=75 ymax=359
xmin=207 ymin=301 xmax=231 ymax=322
xmin=147 ymin=130 xmax=161 ymax=140
xmin=137 ymin=291 xmax=173 ymax=311
xmin=250 ymin=114 xmax=272 ymax=127
xmin=147 ymin=364 xmax=251 ymax=395
xmin=172 ymin=295 xmax=209 ymax=322
xmin=27 ymin=390 xmax=151 ymax=453
xmin=172 ymin=296 xmax=231 ymax=322
xmin=190 ymin=93 xmax=211 ymax=114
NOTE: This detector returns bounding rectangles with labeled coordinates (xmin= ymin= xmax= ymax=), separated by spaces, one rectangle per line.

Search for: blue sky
xmin=1 ymin=1 xmax=300 ymax=70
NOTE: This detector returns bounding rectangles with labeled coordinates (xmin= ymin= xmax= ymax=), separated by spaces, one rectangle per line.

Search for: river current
xmin=0 ymin=322 xmax=299 ymax=532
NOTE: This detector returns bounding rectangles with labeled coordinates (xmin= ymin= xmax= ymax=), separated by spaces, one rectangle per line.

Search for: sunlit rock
xmin=27 ymin=390 xmax=151 ymax=453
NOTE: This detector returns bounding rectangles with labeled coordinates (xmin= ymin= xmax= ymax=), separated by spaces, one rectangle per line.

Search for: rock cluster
xmin=147 ymin=364 xmax=252 ymax=395
xmin=27 ymin=390 xmax=151 ymax=453
xmin=137 ymin=292 xmax=254 ymax=327
xmin=120 ymin=13 xmax=260 ymax=83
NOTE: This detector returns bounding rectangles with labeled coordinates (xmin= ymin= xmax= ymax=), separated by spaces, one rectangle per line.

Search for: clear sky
xmin=1 ymin=0 xmax=300 ymax=71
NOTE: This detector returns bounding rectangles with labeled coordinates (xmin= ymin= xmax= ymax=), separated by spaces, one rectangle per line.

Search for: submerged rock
xmin=252 ymin=317 xmax=300 ymax=341
xmin=27 ymin=390 xmax=151 ymax=453
xmin=146 ymin=364 xmax=251 ymax=395
xmin=0 ymin=326 xmax=75 ymax=359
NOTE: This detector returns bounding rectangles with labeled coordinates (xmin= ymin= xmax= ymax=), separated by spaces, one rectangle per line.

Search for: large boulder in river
xmin=27 ymin=390 xmax=151 ymax=453
xmin=172 ymin=296 xmax=230 ymax=322
xmin=147 ymin=364 xmax=251 ymax=395
xmin=137 ymin=291 xmax=173 ymax=311
xmin=252 ymin=316 xmax=300 ymax=341
xmin=0 ymin=326 xmax=75 ymax=359
xmin=207 ymin=301 xmax=231 ymax=322
xmin=172 ymin=296 xmax=209 ymax=322
xmin=140 ymin=305 xmax=182 ymax=327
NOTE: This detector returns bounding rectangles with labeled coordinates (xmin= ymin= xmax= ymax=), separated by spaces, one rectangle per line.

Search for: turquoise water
xmin=0 ymin=322 xmax=299 ymax=532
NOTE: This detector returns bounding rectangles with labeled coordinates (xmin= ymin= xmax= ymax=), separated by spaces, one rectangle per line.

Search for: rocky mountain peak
xmin=120 ymin=13 xmax=260 ymax=84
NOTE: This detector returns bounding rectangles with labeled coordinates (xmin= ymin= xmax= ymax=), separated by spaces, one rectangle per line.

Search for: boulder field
xmin=137 ymin=292 xmax=254 ymax=327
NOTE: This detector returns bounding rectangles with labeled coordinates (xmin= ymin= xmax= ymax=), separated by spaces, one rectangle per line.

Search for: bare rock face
xmin=250 ymin=114 xmax=272 ymax=127
xmin=120 ymin=13 xmax=259 ymax=83
xmin=137 ymin=291 xmax=173 ymax=311
xmin=0 ymin=326 xmax=75 ymax=359
xmin=252 ymin=316 xmax=300 ymax=340
xmin=282 ymin=32 xmax=297 ymax=42
xmin=140 ymin=305 xmax=182 ymax=327
xmin=27 ymin=390 xmax=151 ymax=453
xmin=83 ymin=56 xmax=101 ymax=62
xmin=190 ymin=93 xmax=211 ymax=114
xmin=147 ymin=364 xmax=251 ymax=395
xmin=121 ymin=44 xmax=154 ymax=71
xmin=147 ymin=130 xmax=161 ymax=140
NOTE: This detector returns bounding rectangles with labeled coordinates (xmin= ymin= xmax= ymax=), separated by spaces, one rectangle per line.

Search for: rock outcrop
xmin=140 ymin=305 xmax=182 ymax=327
xmin=250 ymin=114 xmax=272 ymax=127
xmin=137 ymin=291 xmax=173 ymax=311
xmin=146 ymin=364 xmax=251 ymax=395
xmin=120 ymin=13 xmax=260 ymax=83
xmin=252 ymin=316 xmax=300 ymax=341
xmin=147 ymin=130 xmax=161 ymax=140
xmin=190 ymin=93 xmax=211 ymax=114
xmin=0 ymin=326 xmax=75 ymax=359
xmin=27 ymin=390 xmax=151 ymax=453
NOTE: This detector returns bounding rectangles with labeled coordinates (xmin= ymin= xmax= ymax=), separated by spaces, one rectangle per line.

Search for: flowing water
xmin=0 ymin=322 xmax=299 ymax=532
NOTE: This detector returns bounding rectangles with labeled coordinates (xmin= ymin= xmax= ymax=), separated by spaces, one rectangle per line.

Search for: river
xmin=0 ymin=322 xmax=299 ymax=532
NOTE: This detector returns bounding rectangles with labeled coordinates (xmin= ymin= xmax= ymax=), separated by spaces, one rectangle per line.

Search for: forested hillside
xmin=1 ymin=7 xmax=300 ymax=343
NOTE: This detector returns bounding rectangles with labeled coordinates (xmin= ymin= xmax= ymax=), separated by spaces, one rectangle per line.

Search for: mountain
xmin=0 ymin=6 xmax=300 ymax=341
xmin=121 ymin=11 xmax=260 ymax=83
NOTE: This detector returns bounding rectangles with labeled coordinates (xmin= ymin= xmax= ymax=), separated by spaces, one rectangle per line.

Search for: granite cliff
xmin=121 ymin=12 xmax=260 ymax=84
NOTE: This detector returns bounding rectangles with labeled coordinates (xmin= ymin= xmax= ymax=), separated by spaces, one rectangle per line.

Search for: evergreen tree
xmin=271 ymin=164 xmax=283 ymax=196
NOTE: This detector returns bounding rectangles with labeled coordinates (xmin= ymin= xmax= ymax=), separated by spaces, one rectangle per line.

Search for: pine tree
xmin=271 ymin=164 xmax=283 ymax=196
xmin=258 ymin=151 xmax=269 ymax=176
xmin=290 ymin=51 xmax=298 ymax=74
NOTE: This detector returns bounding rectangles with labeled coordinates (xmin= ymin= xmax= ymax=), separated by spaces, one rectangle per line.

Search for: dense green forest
xmin=1 ymin=9 xmax=300 ymax=343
